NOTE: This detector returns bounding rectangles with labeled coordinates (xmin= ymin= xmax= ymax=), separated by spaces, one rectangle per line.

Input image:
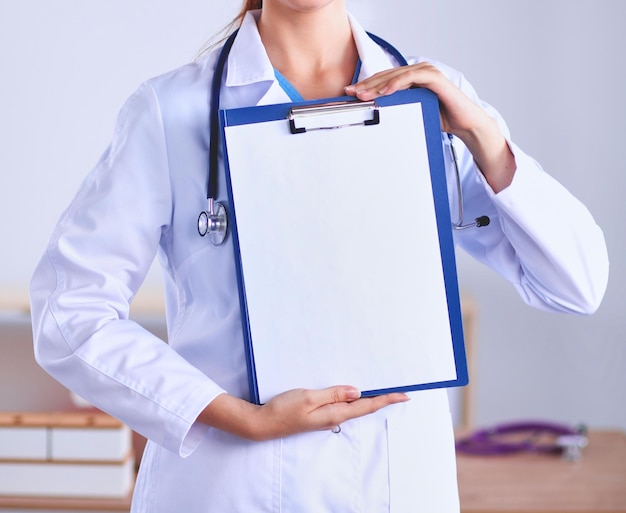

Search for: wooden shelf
xmin=0 ymin=493 xmax=132 ymax=511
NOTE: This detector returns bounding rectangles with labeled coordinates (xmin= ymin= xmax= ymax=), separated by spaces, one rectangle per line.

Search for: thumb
xmin=323 ymin=385 xmax=361 ymax=404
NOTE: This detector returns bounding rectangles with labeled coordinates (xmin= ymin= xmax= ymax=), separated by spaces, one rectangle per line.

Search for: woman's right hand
xmin=197 ymin=386 xmax=410 ymax=441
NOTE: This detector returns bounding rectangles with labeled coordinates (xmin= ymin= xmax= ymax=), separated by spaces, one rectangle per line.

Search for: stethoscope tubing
xmin=208 ymin=30 xmax=239 ymax=203
xmin=455 ymin=421 xmax=588 ymax=457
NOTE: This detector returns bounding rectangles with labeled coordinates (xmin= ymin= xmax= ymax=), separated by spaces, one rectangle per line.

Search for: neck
xmin=257 ymin=2 xmax=358 ymax=99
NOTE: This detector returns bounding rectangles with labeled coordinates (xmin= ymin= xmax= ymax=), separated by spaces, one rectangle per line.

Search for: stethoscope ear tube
xmin=448 ymin=133 xmax=490 ymax=230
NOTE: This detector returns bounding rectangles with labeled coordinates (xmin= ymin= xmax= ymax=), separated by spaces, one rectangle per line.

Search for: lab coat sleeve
xmin=29 ymin=81 xmax=224 ymax=457
xmin=470 ymin=140 xmax=608 ymax=314
xmin=429 ymin=61 xmax=609 ymax=314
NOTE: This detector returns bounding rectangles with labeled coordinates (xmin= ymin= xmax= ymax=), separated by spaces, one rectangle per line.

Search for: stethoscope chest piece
xmin=198 ymin=199 xmax=228 ymax=246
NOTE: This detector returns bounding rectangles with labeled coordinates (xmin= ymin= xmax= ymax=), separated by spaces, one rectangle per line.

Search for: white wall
xmin=1 ymin=1 xmax=624 ymax=430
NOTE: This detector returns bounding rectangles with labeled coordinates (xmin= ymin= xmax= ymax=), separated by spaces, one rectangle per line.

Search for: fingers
xmin=312 ymin=386 xmax=409 ymax=413
xmin=311 ymin=390 xmax=411 ymax=430
xmin=345 ymin=63 xmax=445 ymax=101
xmin=344 ymin=393 xmax=411 ymax=417
xmin=320 ymin=385 xmax=362 ymax=404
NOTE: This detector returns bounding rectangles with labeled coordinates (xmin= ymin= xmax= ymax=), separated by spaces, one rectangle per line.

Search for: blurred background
xmin=0 ymin=0 xmax=624 ymax=433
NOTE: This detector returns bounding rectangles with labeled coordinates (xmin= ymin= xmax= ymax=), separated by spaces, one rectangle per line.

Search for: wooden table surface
xmin=456 ymin=430 xmax=626 ymax=513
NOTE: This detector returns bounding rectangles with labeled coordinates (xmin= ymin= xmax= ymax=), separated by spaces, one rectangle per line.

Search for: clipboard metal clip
xmin=288 ymin=100 xmax=379 ymax=134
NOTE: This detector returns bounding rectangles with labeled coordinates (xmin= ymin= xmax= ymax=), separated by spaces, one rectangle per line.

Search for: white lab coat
xmin=30 ymin=11 xmax=608 ymax=513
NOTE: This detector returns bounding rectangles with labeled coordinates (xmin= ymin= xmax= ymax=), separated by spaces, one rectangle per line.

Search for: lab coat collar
xmin=224 ymin=10 xmax=397 ymax=103
xmin=347 ymin=13 xmax=399 ymax=79
xmin=225 ymin=11 xmax=275 ymax=89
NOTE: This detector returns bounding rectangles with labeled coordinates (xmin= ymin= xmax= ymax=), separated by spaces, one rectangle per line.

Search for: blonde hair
xmin=197 ymin=0 xmax=263 ymax=58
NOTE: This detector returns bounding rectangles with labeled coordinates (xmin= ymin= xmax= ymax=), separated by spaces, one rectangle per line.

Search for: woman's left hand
xmin=345 ymin=63 xmax=483 ymax=137
xmin=344 ymin=63 xmax=517 ymax=193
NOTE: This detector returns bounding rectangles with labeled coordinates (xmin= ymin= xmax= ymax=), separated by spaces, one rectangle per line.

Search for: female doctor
xmin=30 ymin=0 xmax=609 ymax=511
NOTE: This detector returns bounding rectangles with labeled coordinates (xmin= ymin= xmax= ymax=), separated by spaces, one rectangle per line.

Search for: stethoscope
xmin=455 ymin=421 xmax=589 ymax=461
xmin=198 ymin=29 xmax=490 ymax=245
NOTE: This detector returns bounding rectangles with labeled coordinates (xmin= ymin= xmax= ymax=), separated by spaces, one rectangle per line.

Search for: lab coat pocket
xmin=386 ymin=390 xmax=460 ymax=513
xmin=279 ymin=414 xmax=392 ymax=513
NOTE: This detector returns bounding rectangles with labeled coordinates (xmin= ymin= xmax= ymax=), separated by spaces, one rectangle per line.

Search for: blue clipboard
xmin=220 ymin=88 xmax=468 ymax=405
